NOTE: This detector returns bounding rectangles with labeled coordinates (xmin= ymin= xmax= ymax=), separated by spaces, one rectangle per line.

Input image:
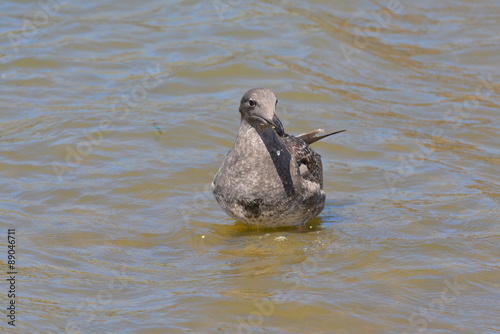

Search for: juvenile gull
xmin=212 ymin=88 xmax=345 ymax=227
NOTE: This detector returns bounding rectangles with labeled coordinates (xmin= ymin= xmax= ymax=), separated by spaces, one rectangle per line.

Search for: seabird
xmin=212 ymin=88 xmax=345 ymax=227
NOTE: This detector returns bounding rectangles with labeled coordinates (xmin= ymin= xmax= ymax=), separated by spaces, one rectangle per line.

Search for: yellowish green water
xmin=1 ymin=0 xmax=499 ymax=333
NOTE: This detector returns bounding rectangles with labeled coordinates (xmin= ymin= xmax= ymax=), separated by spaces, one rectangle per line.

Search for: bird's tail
xmin=297 ymin=129 xmax=346 ymax=145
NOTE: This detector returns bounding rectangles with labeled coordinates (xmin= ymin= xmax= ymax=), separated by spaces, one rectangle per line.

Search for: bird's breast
xmin=214 ymin=124 xmax=295 ymax=202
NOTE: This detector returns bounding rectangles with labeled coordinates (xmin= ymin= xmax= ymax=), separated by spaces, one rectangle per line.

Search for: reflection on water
xmin=1 ymin=0 xmax=499 ymax=333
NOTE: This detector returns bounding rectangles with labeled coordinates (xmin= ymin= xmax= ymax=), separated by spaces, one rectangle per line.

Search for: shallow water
xmin=1 ymin=0 xmax=499 ymax=333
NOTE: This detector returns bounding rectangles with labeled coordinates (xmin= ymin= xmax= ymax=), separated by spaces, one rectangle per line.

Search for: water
xmin=1 ymin=0 xmax=499 ymax=333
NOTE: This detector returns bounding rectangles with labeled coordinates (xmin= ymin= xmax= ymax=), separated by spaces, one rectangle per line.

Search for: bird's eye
xmin=275 ymin=99 xmax=278 ymax=106
xmin=248 ymin=99 xmax=256 ymax=107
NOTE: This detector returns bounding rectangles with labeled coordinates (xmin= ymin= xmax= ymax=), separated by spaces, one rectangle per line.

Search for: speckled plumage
xmin=212 ymin=88 xmax=345 ymax=227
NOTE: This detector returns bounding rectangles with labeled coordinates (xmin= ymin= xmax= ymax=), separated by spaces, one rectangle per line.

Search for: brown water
xmin=1 ymin=0 xmax=499 ymax=333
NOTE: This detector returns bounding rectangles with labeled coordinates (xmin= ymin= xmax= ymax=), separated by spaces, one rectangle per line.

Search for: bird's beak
xmin=269 ymin=114 xmax=285 ymax=136
xmin=248 ymin=113 xmax=285 ymax=136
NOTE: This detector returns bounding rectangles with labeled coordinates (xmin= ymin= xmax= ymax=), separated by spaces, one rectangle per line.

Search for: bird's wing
xmin=297 ymin=129 xmax=346 ymax=145
xmin=283 ymin=135 xmax=323 ymax=188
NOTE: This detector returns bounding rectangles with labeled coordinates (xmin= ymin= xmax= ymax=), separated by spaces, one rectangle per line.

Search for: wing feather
xmin=297 ymin=129 xmax=346 ymax=145
xmin=283 ymin=135 xmax=323 ymax=188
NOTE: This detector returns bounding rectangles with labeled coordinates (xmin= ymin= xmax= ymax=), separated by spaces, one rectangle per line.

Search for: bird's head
xmin=239 ymin=88 xmax=285 ymax=136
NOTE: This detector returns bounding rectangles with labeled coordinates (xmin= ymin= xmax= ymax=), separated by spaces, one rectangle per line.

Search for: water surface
xmin=1 ymin=0 xmax=499 ymax=333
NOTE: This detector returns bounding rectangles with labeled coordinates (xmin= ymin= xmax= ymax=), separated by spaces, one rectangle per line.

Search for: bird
xmin=212 ymin=88 xmax=345 ymax=228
